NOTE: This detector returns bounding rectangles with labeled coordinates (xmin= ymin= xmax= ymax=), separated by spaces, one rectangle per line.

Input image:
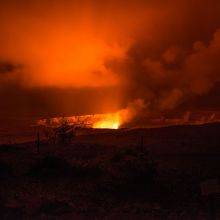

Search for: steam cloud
xmin=107 ymin=30 xmax=220 ymax=121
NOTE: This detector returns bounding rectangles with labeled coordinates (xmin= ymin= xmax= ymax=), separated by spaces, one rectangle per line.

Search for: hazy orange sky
xmin=1 ymin=0 xmax=220 ymax=119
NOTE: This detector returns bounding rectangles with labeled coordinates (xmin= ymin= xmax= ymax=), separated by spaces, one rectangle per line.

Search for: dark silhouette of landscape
xmin=0 ymin=123 xmax=219 ymax=219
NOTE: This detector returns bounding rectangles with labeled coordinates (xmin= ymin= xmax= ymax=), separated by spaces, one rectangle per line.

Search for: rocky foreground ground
xmin=0 ymin=123 xmax=219 ymax=219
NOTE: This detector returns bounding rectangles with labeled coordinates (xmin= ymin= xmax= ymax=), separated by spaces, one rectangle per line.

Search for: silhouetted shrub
xmin=43 ymin=120 xmax=75 ymax=145
xmin=55 ymin=122 xmax=75 ymax=145
xmin=27 ymin=155 xmax=72 ymax=179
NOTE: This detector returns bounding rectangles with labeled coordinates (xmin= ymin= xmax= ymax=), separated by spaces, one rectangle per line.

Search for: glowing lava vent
xmin=93 ymin=113 xmax=120 ymax=129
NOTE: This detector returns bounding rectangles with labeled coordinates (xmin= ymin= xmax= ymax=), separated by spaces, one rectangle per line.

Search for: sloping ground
xmin=0 ymin=123 xmax=219 ymax=219
xmin=77 ymin=122 xmax=220 ymax=154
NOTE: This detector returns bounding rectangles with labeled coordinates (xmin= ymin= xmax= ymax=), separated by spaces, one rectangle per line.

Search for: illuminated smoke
xmin=106 ymin=29 xmax=220 ymax=124
xmin=37 ymin=99 xmax=146 ymax=128
xmin=1 ymin=0 xmax=220 ymax=125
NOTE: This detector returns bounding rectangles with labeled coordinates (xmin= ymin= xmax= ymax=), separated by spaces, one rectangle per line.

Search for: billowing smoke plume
xmin=106 ymin=29 xmax=220 ymax=122
xmin=1 ymin=0 xmax=220 ymax=124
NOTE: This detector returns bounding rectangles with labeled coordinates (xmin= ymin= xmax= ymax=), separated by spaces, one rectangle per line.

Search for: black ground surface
xmin=0 ymin=123 xmax=219 ymax=219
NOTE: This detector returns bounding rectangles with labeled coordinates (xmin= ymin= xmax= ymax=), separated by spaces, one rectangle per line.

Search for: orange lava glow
xmin=37 ymin=99 xmax=144 ymax=129
xmin=92 ymin=113 xmax=120 ymax=129
xmin=38 ymin=112 xmax=122 ymax=129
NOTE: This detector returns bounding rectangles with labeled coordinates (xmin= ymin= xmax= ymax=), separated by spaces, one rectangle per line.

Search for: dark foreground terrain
xmin=0 ymin=123 xmax=220 ymax=219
